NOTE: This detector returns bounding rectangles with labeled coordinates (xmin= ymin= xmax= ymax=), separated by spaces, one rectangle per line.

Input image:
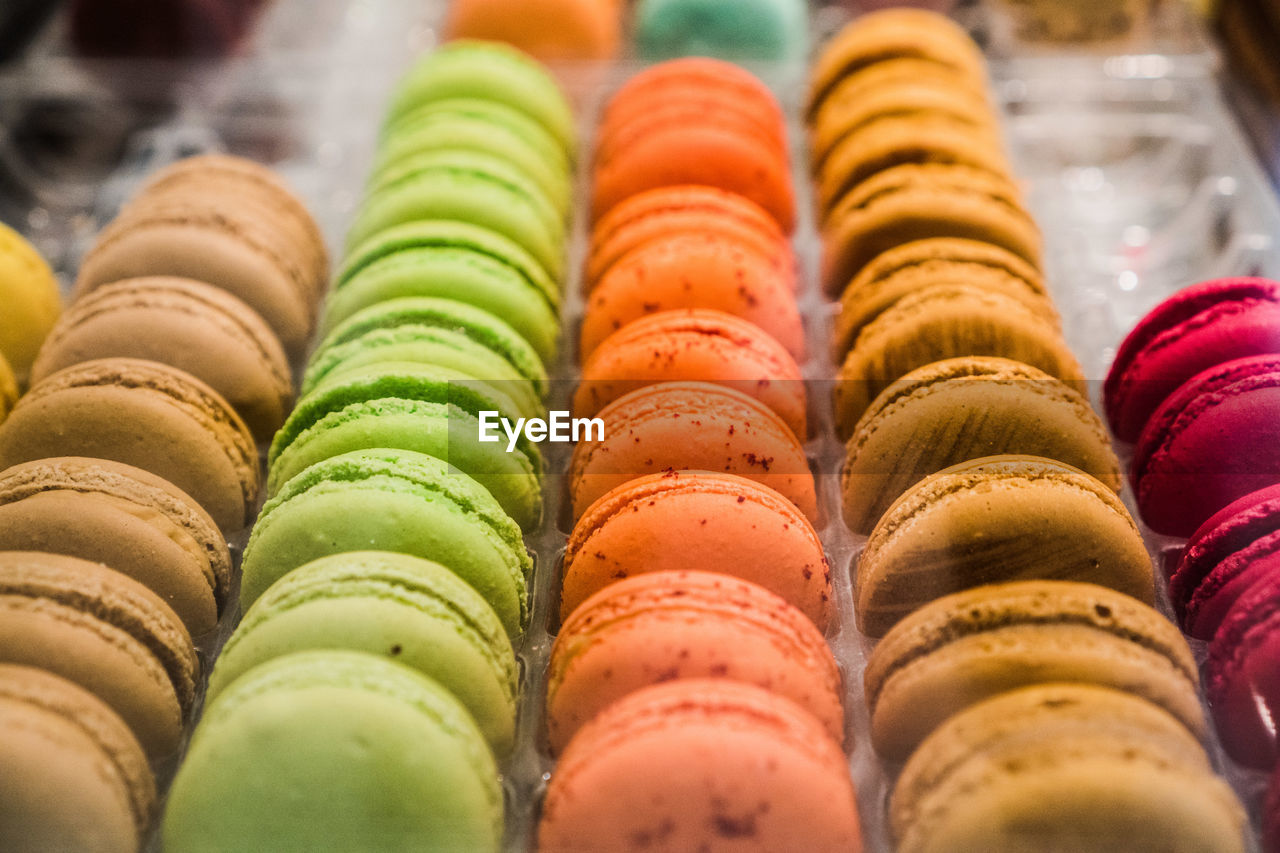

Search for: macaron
xmin=382 ymin=39 xmax=576 ymax=156
xmin=548 ymin=571 xmax=842 ymax=754
xmin=891 ymin=684 xmax=1246 ymax=853
xmin=0 ymin=665 xmax=155 ymax=853
xmin=538 ymin=680 xmax=863 ymax=853
xmin=345 ymin=148 xmax=566 ymax=280
xmin=371 ymin=97 xmax=571 ymax=214
xmin=562 ymin=471 xmax=830 ymax=628
xmin=0 ymin=352 xmax=16 ymax=424
xmin=857 ymin=455 xmax=1153 ymax=637
xmin=1173 ymin=482 xmax=1280 ymax=640
xmin=0 ymin=221 xmax=62 ymax=386
xmin=585 ymin=185 xmax=789 ymax=292
xmin=633 ymin=0 xmax=808 ymax=62
xmin=266 ymin=362 xmax=541 ymax=529
xmin=834 ymin=284 xmax=1084 ymax=432
xmin=569 ymin=383 xmax=818 ymax=523
xmin=0 ymin=551 xmax=198 ymax=759
xmin=74 ymin=157 xmax=325 ymax=358
xmin=807 ymin=9 xmax=987 ymax=118
xmin=1206 ymin=566 xmax=1280 ymax=769
xmin=208 ymin=552 xmax=518 ymax=756
xmin=0 ymin=358 xmax=259 ymax=533
xmin=325 ymin=220 xmax=560 ymax=364
xmin=574 ymin=309 xmax=806 ymax=439
xmin=1104 ymin=277 xmax=1280 ymax=442
xmin=842 ymin=359 xmax=1120 ymax=535
xmin=1267 ymin=767 xmax=1280 ymax=853
xmin=163 ymin=650 xmax=503 ymax=853
xmin=0 ymin=457 xmax=231 ymax=637
xmin=580 ymin=233 xmax=803 ymax=361
xmin=31 ymin=277 xmax=293 ymax=442
xmin=822 ymin=163 xmax=1041 ymax=294
xmin=445 ymin=0 xmax=622 ymax=61
xmin=863 ymin=580 xmax=1204 ymax=761
xmin=241 ymin=448 xmax=530 ymax=638
xmin=831 ymin=238 xmax=1054 ymax=361
xmin=1131 ymin=354 xmax=1280 ymax=537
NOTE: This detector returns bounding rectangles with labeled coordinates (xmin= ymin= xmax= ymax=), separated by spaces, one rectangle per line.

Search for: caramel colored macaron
xmin=574 ymin=309 xmax=807 ymax=439
xmin=32 ymin=277 xmax=293 ymax=442
xmin=863 ymin=580 xmax=1204 ymax=762
xmin=0 ymin=552 xmax=198 ymax=760
xmin=0 ymin=457 xmax=231 ymax=637
xmin=834 ymin=284 xmax=1083 ymax=433
xmin=547 ymin=570 xmax=842 ymax=753
xmin=841 ymin=357 xmax=1120 ymax=535
xmin=580 ymin=232 xmax=802 ymax=360
xmin=0 ymin=358 xmax=259 ymax=532
xmin=831 ymin=238 xmax=1054 ymax=361
xmin=569 ymin=382 xmax=817 ymax=523
xmin=822 ymin=163 xmax=1041 ymax=295
xmin=562 ymin=470 xmax=830 ymax=628
xmin=856 ymin=455 xmax=1152 ymax=637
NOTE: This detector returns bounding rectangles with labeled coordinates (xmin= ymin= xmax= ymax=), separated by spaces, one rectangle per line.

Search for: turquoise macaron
xmin=634 ymin=0 xmax=809 ymax=62
xmin=372 ymin=98 xmax=572 ymax=219
xmin=322 ymin=220 xmax=561 ymax=364
xmin=162 ymin=650 xmax=503 ymax=853
xmin=207 ymin=551 xmax=518 ymax=755
xmin=266 ymin=362 xmax=542 ymax=528
xmin=383 ymin=39 xmax=576 ymax=158
xmin=242 ymin=448 xmax=531 ymax=637
xmin=346 ymin=150 xmax=566 ymax=282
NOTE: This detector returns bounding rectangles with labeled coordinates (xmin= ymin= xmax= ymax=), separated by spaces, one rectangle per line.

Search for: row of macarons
xmin=808 ymin=12 xmax=1251 ymax=851
xmin=162 ymin=39 xmax=586 ymax=853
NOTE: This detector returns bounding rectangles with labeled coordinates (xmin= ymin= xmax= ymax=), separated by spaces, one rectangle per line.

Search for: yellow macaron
xmin=0 ymin=222 xmax=62 ymax=387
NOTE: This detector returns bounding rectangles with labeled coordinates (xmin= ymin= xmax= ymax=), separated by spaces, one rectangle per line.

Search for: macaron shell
xmin=0 ymin=353 xmax=16 ymax=422
xmin=0 ymin=665 xmax=155 ymax=853
xmin=0 ymin=222 xmax=62 ymax=385
xmin=0 ymin=552 xmax=197 ymax=760
xmin=574 ymin=309 xmax=807 ymax=438
xmin=569 ymin=383 xmax=818 ymax=523
xmin=633 ymin=0 xmax=808 ymax=62
xmin=446 ymin=0 xmax=621 ymax=61
xmin=31 ymin=277 xmax=294 ymax=442
xmin=596 ymin=98 xmax=787 ymax=170
xmin=548 ymin=570 xmax=841 ymax=753
xmin=1206 ymin=568 xmax=1280 ymax=768
xmin=562 ymin=471 xmax=830 ymax=628
xmin=835 ymin=285 xmax=1084 ymax=433
xmin=857 ymin=455 xmax=1153 ymax=637
xmin=580 ymin=234 xmax=803 ymax=360
xmin=539 ymin=680 xmax=863 ymax=853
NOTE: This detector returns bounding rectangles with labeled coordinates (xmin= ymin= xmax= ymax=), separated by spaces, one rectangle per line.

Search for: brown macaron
xmin=0 ymin=457 xmax=232 ymax=637
xmin=0 ymin=664 xmax=156 ymax=853
xmin=32 ymin=277 xmax=293 ymax=442
xmin=0 ymin=552 xmax=198 ymax=760
xmin=0 ymin=358 xmax=260 ymax=532
xmin=822 ymin=163 xmax=1042 ymax=295
xmin=863 ymin=580 xmax=1204 ymax=762
xmin=856 ymin=455 xmax=1153 ymax=637
xmin=834 ymin=284 xmax=1084 ymax=433
xmin=840 ymin=357 xmax=1120 ymax=534
xmin=831 ymin=238 xmax=1055 ymax=361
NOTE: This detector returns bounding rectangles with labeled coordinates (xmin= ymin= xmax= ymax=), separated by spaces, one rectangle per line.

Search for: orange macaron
xmin=445 ymin=0 xmax=622 ymax=61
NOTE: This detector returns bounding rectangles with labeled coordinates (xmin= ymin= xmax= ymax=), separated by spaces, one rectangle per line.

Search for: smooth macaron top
xmin=0 ymin=221 xmax=62 ymax=386
xmin=445 ymin=0 xmax=622 ymax=62
xmin=633 ymin=0 xmax=808 ymax=62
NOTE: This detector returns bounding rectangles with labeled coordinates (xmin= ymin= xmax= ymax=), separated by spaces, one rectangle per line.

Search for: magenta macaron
xmin=1104 ymin=277 xmax=1280 ymax=443
xmin=1131 ymin=354 xmax=1280 ymax=538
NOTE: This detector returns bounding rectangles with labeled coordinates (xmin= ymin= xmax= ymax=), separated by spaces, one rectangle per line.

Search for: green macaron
xmin=345 ymin=149 xmax=566 ymax=281
xmin=322 ymin=220 xmax=561 ymax=364
xmin=372 ymin=98 xmax=571 ymax=218
xmin=383 ymin=40 xmax=576 ymax=158
xmin=207 ymin=551 xmax=518 ymax=755
xmin=162 ymin=650 xmax=503 ymax=853
xmin=242 ymin=448 xmax=531 ymax=637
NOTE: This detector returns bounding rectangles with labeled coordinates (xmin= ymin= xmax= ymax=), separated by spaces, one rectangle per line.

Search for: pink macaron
xmin=1172 ymin=482 xmax=1280 ymax=641
xmin=1131 ymin=354 xmax=1280 ymax=538
xmin=1206 ymin=563 xmax=1280 ymax=770
xmin=1104 ymin=277 xmax=1280 ymax=443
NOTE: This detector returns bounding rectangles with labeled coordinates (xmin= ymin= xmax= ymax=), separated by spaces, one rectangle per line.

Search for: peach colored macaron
xmin=561 ymin=470 xmax=830 ymax=628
